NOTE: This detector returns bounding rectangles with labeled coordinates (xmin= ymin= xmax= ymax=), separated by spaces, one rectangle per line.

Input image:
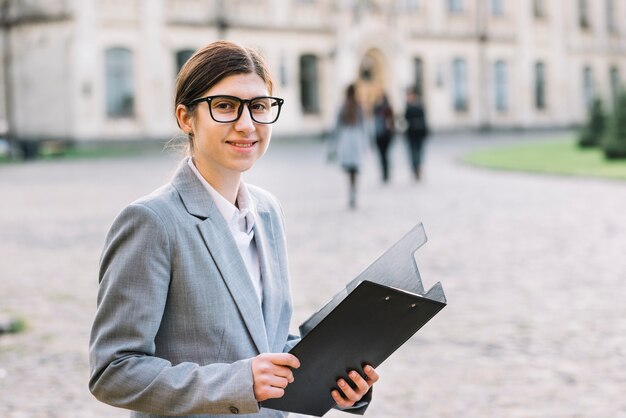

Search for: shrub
xmin=603 ymin=90 xmax=626 ymax=159
xmin=578 ymin=98 xmax=606 ymax=148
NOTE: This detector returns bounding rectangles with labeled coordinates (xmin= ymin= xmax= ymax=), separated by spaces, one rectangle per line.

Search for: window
xmin=414 ymin=57 xmax=424 ymax=98
xmin=448 ymin=0 xmax=463 ymax=13
xmin=494 ymin=60 xmax=508 ymax=112
xmin=405 ymin=0 xmax=419 ymax=11
xmin=606 ymin=0 xmax=617 ymax=33
xmin=491 ymin=0 xmax=504 ymax=16
xmin=299 ymin=54 xmax=319 ymax=114
xmin=579 ymin=0 xmax=590 ymax=29
xmin=105 ymin=47 xmax=135 ymax=118
xmin=582 ymin=66 xmax=594 ymax=110
xmin=610 ymin=66 xmax=621 ymax=107
xmin=452 ymin=58 xmax=468 ymax=112
xmin=175 ymin=49 xmax=195 ymax=74
xmin=534 ymin=61 xmax=546 ymax=110
xmin=279 ymin=55 xmax=288 ymax=87
xmin=533 ymin=0 xmax=545 ymax=18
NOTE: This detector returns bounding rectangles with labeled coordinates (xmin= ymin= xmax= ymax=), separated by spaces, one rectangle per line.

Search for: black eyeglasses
xmin=188 ymin=95 xmax=284 ymax=124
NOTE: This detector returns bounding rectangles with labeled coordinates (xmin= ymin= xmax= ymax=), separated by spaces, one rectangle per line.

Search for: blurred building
xmin=0 ymin=0 xmax=625 ymax=143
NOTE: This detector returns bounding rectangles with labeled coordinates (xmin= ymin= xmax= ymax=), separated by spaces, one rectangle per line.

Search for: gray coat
xmin=89 ymin=160 xmax=297 ymax=417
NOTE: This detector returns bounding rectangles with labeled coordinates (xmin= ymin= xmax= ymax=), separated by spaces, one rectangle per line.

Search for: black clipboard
xmin=262 ymin=280 xmax=446 ymax=416
xmin=262 ymin=223 xmax=447 ymax=417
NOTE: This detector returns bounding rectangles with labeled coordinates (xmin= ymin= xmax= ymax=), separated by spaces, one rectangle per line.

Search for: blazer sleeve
xmin=89 ymin=203 xmax=260 ymax=416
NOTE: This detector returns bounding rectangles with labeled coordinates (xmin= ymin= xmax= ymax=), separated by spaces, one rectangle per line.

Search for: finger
xmin=331 ymin=389 xmax=353 ymax=409
xmin=273 ymin=367 xmax=295 ymax=383
xmin=336 ymin=378 xmax=360 ymax=402
xmin=268 ymin=375 xmax=290 ymax=389
xmin=347 ymin=370 xmax=369 ymax=394
xmin=261 ymin=386 xmax=286 ymax=401
xmin=269 ymin=353 xmax=301 ymax=369
xmin=363 ymin=365 xmax=379 ymax=384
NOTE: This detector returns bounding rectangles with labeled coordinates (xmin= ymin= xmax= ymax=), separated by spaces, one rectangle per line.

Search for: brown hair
xmin=340 ymin=84 xmax=360 ymax=126
xmin=174 ymin=41 xmax=274 ymax=151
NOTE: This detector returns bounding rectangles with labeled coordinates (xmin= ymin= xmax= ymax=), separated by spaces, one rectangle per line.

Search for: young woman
xmin=89 ymin=41 xmax=378 ymax=418
xmin=335 ymin=84 xmax=368 ymax=209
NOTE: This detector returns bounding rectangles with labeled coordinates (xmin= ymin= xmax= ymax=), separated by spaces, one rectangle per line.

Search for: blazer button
xmin=229 ymin=406 xmax=239 ymax=414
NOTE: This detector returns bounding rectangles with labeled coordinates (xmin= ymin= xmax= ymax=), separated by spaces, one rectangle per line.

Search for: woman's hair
xmin=174 ymin=40 xmax=274 ymax=152
xmin=340 ymin=84 xmax=360 ymax=126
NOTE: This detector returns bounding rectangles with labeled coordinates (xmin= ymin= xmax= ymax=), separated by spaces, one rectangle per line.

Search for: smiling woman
xmin=88 ymin=40 xmax=379 ymax=418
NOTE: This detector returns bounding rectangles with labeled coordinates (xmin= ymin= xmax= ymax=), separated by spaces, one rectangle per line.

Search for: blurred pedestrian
xmin=404 ymin=87 xmax=429 ymax=180
xmin=335 ymin=83 xmax=367 ymax=209
xmin=372 ymin=92 xmax=395 ymax=183
xmin=89 ymin=41 xmax=378 ymax=418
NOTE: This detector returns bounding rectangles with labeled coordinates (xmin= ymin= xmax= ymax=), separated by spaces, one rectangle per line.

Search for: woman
xmin=335 ymin=84 xmax=368 ymax=209
xmin=89 ymin=41 xmax=378 ymax=418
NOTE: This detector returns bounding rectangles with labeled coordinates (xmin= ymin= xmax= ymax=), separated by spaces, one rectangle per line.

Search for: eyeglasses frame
xmin=188 ymin=95 xmax=284 ymax=124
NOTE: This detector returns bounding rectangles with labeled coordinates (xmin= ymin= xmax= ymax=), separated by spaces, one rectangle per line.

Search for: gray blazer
xmin=89 ymin=160 xmax=297 ymax=417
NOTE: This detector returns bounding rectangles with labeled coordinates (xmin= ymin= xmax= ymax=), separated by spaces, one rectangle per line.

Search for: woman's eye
xmin=213 ymin=101 xmax=236 ymax=111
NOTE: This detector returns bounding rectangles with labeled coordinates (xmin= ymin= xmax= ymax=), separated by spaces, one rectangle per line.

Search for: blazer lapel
xmin=254 ymin=207 xmax=282 ymax=352
xmin=172 ymin=160 xmax=269 ymax=354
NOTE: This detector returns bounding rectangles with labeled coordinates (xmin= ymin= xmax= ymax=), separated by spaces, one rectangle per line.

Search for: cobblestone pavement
xmin=1 ymin=133 xmax=625 ymax=418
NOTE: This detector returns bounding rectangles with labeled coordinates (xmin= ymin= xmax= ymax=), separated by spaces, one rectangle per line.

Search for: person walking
xmin=372 ymin=92 xmax=395 ymax=183
xmin=89 ymin=41 xmax=378 ymax=418
xmin=404 ymin=87 xmax=429 ymax=180
xmin=335 ymin=83 xmax=367 ymax=209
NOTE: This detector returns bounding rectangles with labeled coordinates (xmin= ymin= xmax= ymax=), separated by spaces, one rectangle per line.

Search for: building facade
xmin=1 ymin=0 xmax=625 ymax=142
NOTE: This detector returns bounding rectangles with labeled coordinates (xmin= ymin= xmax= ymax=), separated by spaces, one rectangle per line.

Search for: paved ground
xmin=1 ymin=132 xmax=625 ymax=418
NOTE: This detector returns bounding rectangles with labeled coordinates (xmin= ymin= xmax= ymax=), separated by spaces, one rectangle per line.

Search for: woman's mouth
xmin=226 ymin=140 xmax=258 ymax=148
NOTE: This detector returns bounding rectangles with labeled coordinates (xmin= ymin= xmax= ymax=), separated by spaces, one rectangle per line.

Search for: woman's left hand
xmin=331 ymin=364 xmax=379 ymax=409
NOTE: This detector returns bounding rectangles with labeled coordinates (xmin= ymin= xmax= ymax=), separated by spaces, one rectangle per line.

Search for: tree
xmin=602 ymin=90 xmax=626 ymax=159
xmin=578 ymin=97 xmax=605 ymax=148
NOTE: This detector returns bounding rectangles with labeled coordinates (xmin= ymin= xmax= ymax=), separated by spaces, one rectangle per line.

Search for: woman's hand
xmin=251 ymin=353 xmax=300 ymax=401
xmin=331 ymin=364 xmax=379 ymax=409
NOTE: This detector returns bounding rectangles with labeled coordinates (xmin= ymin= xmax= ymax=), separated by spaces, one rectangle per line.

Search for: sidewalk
xmin=1 ymin=133 xmax=625 ymax=417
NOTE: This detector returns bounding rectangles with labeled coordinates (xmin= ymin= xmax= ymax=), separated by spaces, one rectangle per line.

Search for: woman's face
xmin=185 ymin=72 xmax=273 ymax=185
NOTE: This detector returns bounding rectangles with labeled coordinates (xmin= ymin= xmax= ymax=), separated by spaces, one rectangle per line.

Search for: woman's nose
xmin=234 ymin=105 xmax=256 ymax=133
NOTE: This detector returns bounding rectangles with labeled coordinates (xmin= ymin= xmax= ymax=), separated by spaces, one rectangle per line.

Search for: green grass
xmin=45 ymin=143 xmax=165 ymax=160
xmin=0 ymin=141 xmax=173 ymax=164
xmin=463 ymin=137 xmax=626 ymax=181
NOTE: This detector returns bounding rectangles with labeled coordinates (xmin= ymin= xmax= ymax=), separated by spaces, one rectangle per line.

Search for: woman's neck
xmin=192 ymin=158 xmax=241 ymax=205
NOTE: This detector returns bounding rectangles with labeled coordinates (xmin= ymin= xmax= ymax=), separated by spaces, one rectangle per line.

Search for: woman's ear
xmin=176 ymin=104 xmax=193 ymax=134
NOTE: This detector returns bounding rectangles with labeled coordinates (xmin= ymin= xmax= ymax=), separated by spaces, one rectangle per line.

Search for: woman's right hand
xmin=251 ymin=353 xmax=300 ymax=401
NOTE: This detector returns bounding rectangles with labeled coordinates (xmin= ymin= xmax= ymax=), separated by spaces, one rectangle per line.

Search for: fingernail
xmin=339 ymin=380 xmax=346 ymax=387
xmin=365 ymin=365 xmax=372 ymax=372
xmin=350 ymin=371 xmax=358 ymax=378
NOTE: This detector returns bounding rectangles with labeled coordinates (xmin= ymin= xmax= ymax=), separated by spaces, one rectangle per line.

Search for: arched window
xmin=105 ymin=47 xmax=135 ymax=118
xmin=452 ymin=58 xmax=468 ymax=112
xmin=176 ymin=49 xmax=195 ymax=74
xmin=299 ymin=54 xmax=319 ymax=114
xmin=494 ymin=60 xmax=508 ymax=112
